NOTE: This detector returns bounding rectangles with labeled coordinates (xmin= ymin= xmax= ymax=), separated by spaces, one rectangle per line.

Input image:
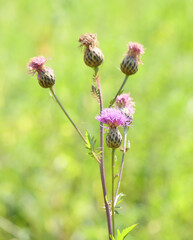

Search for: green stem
xmin=49 ymin=87 xmax=101 ymax=164
xmin=50 ymin=87 xmax=87 ymax=143
xmin=109 ymin=75 xmax=128 ymax=107
xmin=112 ymin=148 xmax=116 ymax=237
xmin=115 ymin=126 xmax=128 ymax=202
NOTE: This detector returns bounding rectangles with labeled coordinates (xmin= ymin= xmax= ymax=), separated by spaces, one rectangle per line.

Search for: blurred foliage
xmin=0 ymin=0 xmax=193 ymax=239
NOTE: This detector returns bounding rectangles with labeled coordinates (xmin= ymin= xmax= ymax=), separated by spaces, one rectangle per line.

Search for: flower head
xmin=96 ymin=108 xmax=131 ymax=128
xmin=116 ymin=93 xmax=135 ymax=117
xmin=27 ymin=56 xmax=55 ymax=88
xmin=79 ymin=33 xmax=98 ymax=49
xmin=127 ymin=42 xmax=144 ymax=64
xmin=27 ymin=56 xmax=49 ymax=75
xmin=78 ymin=33 xmax=104 ymax=68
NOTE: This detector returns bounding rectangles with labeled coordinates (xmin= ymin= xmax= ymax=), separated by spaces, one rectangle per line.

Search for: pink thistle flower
xmin=120 ymin=42 xmax=144 ymax=76
xmin=96 ymin=108 xmax=131 ymax=128
xmin=27 ymin=56 xmax=55 ymax=88
xmin=116 ymin=93 xmax=135 ymax=117
xmin=27 ymin=56 xmax=49 ymax=75
xmin=128 ymin=42 xmax=145 ymax=64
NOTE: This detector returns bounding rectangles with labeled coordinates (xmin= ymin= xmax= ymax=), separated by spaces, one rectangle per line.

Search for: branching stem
xmin=95 ymin=68 xmax=113 ymax=239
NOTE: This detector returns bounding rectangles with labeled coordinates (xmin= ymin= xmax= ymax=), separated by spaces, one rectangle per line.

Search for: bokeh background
xmin=0 ymin=0 xmax=193 ymax=239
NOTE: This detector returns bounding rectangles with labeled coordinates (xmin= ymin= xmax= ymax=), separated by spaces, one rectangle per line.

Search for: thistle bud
xmin=120 ymin=42 xmax=144 ymax=76
xmin=37 ymin=67 xmax=56 ymax=88
xmin=79 ymin=33 xmax=104 ymax=68
xmin=106 ymin=127 xmax=122 ymax=149
xmin=27 ymin=56 xmax=56 ymax=88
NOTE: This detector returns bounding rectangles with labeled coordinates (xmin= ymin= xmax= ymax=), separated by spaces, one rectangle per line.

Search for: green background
xmin=0 ymin=0 xmax=193 ymax=239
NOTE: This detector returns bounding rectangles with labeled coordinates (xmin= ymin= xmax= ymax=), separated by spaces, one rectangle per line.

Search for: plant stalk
xmin=109 ymin=75 xmax=128 ymax=107
xmin=49 ymin=87 xmax=100 ymax=164
xmin=115 ymin=126 xmax=128 ymax=201
xmin=96 ymin=68 xmax=113 ymax=239
xmin=112 ymin=148 xmax=116 ymax=238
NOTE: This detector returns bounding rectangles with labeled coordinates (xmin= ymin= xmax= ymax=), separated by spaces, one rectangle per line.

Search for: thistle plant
xmin=27 ymin=33 xmax=144 ymax=240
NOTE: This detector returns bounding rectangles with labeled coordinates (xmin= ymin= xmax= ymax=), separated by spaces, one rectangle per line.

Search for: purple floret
xmin=27 ymin=56 xmax=50 ymax=75
xmin=96 ymin=108 xmax=131 ymax=127
xmin=116 ymin=93 xmax=135 ymax=117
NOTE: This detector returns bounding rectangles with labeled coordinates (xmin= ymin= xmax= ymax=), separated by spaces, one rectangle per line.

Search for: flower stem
xmin=50 ymin=87 xmax=87 ymax=143
xmin=95 ymin=68 xmax=113 ymax=239
xmin=112 ymin=148 xmax=116 ymax=238
xmin=109 ymin=75 xmax=129 ymax=107
xmin=115 ymin=126 xmax=128 ymax=201
xmin=49 ymin=87 xmax=101 ymax=164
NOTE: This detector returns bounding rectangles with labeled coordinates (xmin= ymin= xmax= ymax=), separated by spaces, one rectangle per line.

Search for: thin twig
xmin=109 ymin=75 xmax=128 ymax=107
xmin=49 ymin=87 xmax=101 ymax=164
xmin=112 ymin=148 xmax=116 ymax=238
xmin=115 ymin=126 xmax=128 ymax=201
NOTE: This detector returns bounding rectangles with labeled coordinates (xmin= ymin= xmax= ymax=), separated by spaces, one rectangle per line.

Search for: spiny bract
xmin=38 ymin=68 xmax=56 ymax=88
xmin=106 ymin=128 xmax=122 ymax=149
xmin=79 ymin=33 xmax=104 ymax=68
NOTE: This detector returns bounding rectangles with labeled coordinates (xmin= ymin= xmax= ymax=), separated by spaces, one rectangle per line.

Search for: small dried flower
xmin=27 ymin=56 xmax=55 ymax=88
xmin=79 ymin=33 xmax=104 ymax=68
xmin=79 ymin=33 xmax=98 ymax=48
xmin=120 ymin=42 xmax=144 ymax=76
xmin=115 ymin=93 xmax=135 ymax=118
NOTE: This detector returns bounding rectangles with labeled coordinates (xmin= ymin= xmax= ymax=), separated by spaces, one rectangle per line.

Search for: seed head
xmin=27 ymin=56 xmax=55 ymax=88
xmin=79 ymin=33 xmax=104 ymax=68
xmin=120 ymin=42 xmax=144 ymax=76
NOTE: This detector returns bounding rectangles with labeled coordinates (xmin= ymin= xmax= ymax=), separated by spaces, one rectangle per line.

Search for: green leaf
xmin=114 ymin=210 xmax=119 ymax=215
xmin=116 ymin=224 xmax=137 ymax=240
xmin=110 ymin=235 xmax=115 ymax=240
xmin=85 ymin=131 xmax=101 ymax=160
xmin=105 ymin=195 xmax=109 ymax=204
xmin=114 ymin=193 xmax=126 ymax=207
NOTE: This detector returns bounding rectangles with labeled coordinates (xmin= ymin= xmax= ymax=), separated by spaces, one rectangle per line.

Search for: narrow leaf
xmin=91 ymin=84 xmax=100 ymax=103
xmin=115 ymin=210 xmax=119 ymax=215
xmin=117 ymin=224 xmax=138 ymax=240
xmin=110 ymin=235 xmax=115 ymax=240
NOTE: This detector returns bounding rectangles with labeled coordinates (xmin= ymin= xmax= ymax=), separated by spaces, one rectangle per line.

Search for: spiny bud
xmin=79 ymin=33 xmax=104 ymax=68
xmin=106 ymin=127 xmax=122 ymax=149
xmin=27 ymin=56 xmax=56 ymax=88
xmin=37 ymin=67 xmax=56 ymax=88
xmin=120 ymin=42 xmax=144 ymax=76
